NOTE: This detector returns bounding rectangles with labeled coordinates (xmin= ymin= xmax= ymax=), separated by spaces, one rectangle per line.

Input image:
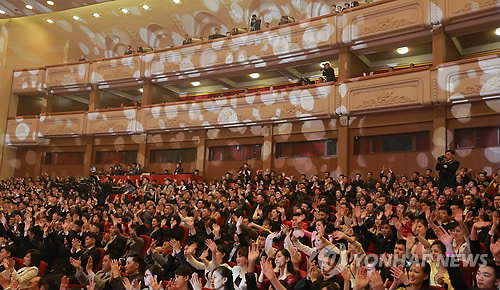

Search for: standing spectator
xmin=435 ymin=150 xmax=460 ymax=192
xmin=250 ymin=14 xmax=261 ymax=31
xmin=321 ymin=62 xmax=336 ymax=82
xmin=174 ymin=162 xmax=184 ymax=175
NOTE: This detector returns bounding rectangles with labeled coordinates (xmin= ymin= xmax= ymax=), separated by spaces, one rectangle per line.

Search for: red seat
xmin=179 ymin=225 xmax=189 ymax=247
xmin=96 ymin=247 xmax=105 ymax=272
xmin=38 ymin=261 xmax=48 ymax=276
xmin=15 ymin=258 xmax=47 ymax=276
xmin=140 ymin=235 xmax=152 ymax=257
xmin=297 ymin=269 xmax=307 ymax=279
xmin=459 ymin=260 xmax=477 ymax=287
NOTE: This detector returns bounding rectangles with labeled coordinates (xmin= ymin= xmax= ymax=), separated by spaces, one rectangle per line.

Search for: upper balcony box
xmin=144 ymin=15 xmax=337 ymax=83
xmin=86 ymin=108 xmax=142 ymax=135
xmin=5 ymin=117 xmax=40 ymax=146
xmin=338 ymin=0 xmax=433 ymax=45
xmin=337 ymin=67 xmax=431 ymax=115
xmin=45 ymin=62 xmax=90 ymax=93
xmin=11 ymin=69 xmax=45 ymax=95
xmin=140 ymin=83 xmax=335 ymax=132
xmin=91 ymin=54 xmax=144 ymax=88
xmin=435 ymin=54 xmax=500 ymax=104
xmin=441 ymin=0 xmax=500 ymax=28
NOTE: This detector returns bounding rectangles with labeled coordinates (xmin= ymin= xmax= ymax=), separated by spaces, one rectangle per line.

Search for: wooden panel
xmin=141 ymin=84 xmax=335 ymax=131
xmin=436 ymin=54 xmax=500 ymax=104
xmin=5 ymin=118 xmax=40 ymax=145
xmin=46 ymin=62 xmax=90 ymax=89
xmin=145 ymin=15 xmax=337 ymax=82
xmin=339 ymin=70 xmax=431 ymax=114
xmin=11 ymin=69 xmax=45 ymax=94
xmin=86 ymin=108 xmax=140 ymax=135
xmin=338 ymin=0 xmax=432 ymax=44
xmin=40 ymin=113 xmax=85 ymax=137
xmin=444 ymin=0 xmax=500 ymax=23
xmin=91 ymin=55 xmax=143 ymax=85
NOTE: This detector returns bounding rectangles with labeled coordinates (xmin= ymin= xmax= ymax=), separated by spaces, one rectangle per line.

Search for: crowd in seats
xmin=1 ymin=151 xmax=500 ymax=289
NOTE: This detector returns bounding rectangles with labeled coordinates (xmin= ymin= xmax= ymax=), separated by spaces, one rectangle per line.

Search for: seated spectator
xmin=124 ymin=45 xmax=134 ymax=55
xmin=78 ymin=55 xmax=87 ymax=62
xmin=278 ymin=16 xmax=289 ymax=25
xmin=209 ymin=28 xmax=226 ymax=40
xmin=182 ymin=34 xmax=192 ymax=45
xmin=1 ymin=249 xmax=41 ymax=289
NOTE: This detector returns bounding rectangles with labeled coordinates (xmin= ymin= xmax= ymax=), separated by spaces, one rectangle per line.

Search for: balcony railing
xmin=6 ymin=52 xmax=499 ymax=145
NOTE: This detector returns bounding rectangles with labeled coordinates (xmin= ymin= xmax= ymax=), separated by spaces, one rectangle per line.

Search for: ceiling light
xmin=191 ymin=81 xmax=200 ymax=87
xmin=46 ymin=19 xmax=54 ymax=23
xmin=25 ymin=4 xmax=33 ymax=9
xmin=496 ymin=28 xmax=500 ymax=36
xmin=250 ymin=73 xmax=260 ymax=79
xmin=120 ymin=8 xmax=129 ymax=14
xmin=92 ymin=12 xmax=101 ymax=18
xmin=72 ymin=15 xmax=80 ymax=20
xmin=141 ymin=4 xmax=150 ymax=10
xmin=396 ymin=46 xmax=409 ymax=54
xmin=0 ymin=10 xmax=6 ymax=14
xmin=172 ymin=0 xmax=181 ymax=3
xmin=46 ymin=0 xmax=54 ymax=5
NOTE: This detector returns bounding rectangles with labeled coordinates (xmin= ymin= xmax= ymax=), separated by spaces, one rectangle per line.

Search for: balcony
xmin=337 ymin=67 xmax=431 ymax=115
xmin=91 ymin=54 xmax=144 ymax=88
xmin=144 ymin=13 xmax=337 ymax=84
xmin=140 ymin=83 xmax=336 ymax=132
xmin=45 ymin=62 xmax=91 ymax=93
xmin=40 ymin=112 xmax=86 ymax=137
xmin=338 ymin=0 xmax=433 ymax=45
xmin=435 ymin=54 xmax=500 ymax=104
xmin=5 ymin=116 xmax=40 ymax=145
xmin=11 ymin=69 xmax=45 ymax=94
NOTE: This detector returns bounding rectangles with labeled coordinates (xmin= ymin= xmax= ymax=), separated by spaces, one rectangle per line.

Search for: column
xmin=338 ymin=46 xmax=370 ymax=82
xmin=432 ymin=25 xmax=460 ymax=67
xmin=137 ymin=134 xmax=148 ymax=169
xmin=41 ymin=94 xmax=53 ymax=113
xmin=83 ymin=138 xmax=93 ymax=176
xmin=337 ymin=116 xmax=350 ymax=175
xmin=432 ymin=106 xmax=447 ymax=158
xmin=89 ymin=85 xmax=100 ymax=111
xmin=196 ymin=131 xmax=206 ymax=175
xmin=262 ymin=125 xmax=274 ymax=172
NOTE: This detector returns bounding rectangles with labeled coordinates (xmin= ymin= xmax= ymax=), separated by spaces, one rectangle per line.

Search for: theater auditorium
xmin=0 ymin=0 xmax=499 ymax=289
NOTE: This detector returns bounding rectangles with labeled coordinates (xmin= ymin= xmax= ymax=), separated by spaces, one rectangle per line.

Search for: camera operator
xmin=321 ymin=62 xmax=336 ymax=82
xmin=435 ymin=149 xmax=460 ymax=192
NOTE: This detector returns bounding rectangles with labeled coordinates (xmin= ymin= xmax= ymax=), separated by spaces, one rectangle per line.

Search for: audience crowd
xmin=1 ymin=150 xmax=500 ymax=290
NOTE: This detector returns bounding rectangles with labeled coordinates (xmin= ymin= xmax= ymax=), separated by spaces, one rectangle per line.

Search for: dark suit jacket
xmin=436 ymin=159 xmax=460 ymax=189
xmin=251 ymin=19 xmax=261 ymax=31
xmin=105 ymin=233 xmax=127 ymax=259
xmin=78 ymin=246 xmax=101 ymax=272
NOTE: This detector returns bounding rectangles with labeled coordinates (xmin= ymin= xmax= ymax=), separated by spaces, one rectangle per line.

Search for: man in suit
xmin=77 ymin=233 xmax=101 ymax=272
xmin=102 ymin=224 xmax=127 ymax=259
xmin=74 ymin=253 xmax=112 ymax=290
xmin=321 ymin=62 xmax=336 ymax=82
xmin=173 ymin=162 xmax=184 ymax=175
xmin=435 ymin=149 xmax=460 ymax=192
xmin=250 ymin=14 xmax=261 ymax=31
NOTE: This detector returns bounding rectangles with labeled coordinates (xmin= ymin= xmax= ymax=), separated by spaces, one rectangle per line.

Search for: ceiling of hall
xmin=0 ymin=0 xmax=113 ymax=18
